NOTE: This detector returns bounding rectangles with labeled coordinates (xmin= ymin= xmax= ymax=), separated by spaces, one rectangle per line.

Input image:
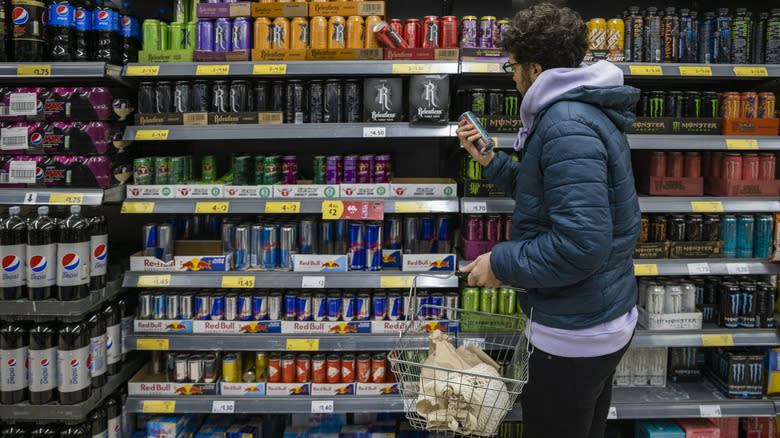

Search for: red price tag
xmin=322 ymin=201 xmax=384 ymax=220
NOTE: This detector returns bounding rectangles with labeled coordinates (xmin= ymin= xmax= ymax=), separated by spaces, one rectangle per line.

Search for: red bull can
xmin=342 ymin=292 xmax=357 ymax=321
xmin=179 ymin=294 xmax=194 ymax=319
xmin=233 ymin=225 xmax=249 ymax=271
xmin=384 ymin=216 xmax=402 ymax=250
xmin=436 ymin=217 xmax=452 ymax=254
xmin=366 ymin=222 xmax=383 ymax=271
xmin=194 ymin=294 xmax=211 ymax=320
xmin=299 ymin=220 xmax=316 ymax=254
xmin=225 ymin=294 xmax=238 ymax=321
xmin=280 ymin=225 xmax=296 ymax=270
xmin=166 ymin=295 xmax=179 ymax=320
xmin=252 ymin=294 xmax=268 ymax=320
xmin=415 ymin=291 xmax=430 ymax=319
xmin=348 ymin=223 xmax=366 ymax=271
xmin=211 ymin=295 xmax=225 ymax=321
xmin=153 ymin=294 xmax=167 ymax=320
xmin=143 ymin=224 xmax=159 ymax=257
xmin=403 ymin=217 xmax=418 ymax=254
xmin=444 ymin=292 xmax=459 ymax=320
xmin=388 ymin=292 xmax=405 ymax=321
xmin=261 ymin=225 xmax=278 ymax=269
xmin=429 ymin=293 xmax=444 ymax=320
xmin=334 ymin=220 xmax=348 ymax=255
xmin=327 ymin=295 xmax=342 ymax=321
xmin=418 ymin=217 xmax=435 ymax=253
xmin=268 ymin=292 xmax=282 ymax=320
xmin=356 ymin=292 xmax=371 ymax=321
xmin=285 ymin=293 xmax=298 ymax=320
xmin=237 ymin=294 xmax=253 ymax=321
xmin=139 ymin=293 xmax=154 ymax=319
xmin=297 ymin=293 xmax=313 ymax=321
xmin=313 ymin=293 xmax=328 ymax=322
xmin=372 ymin=292 xmax=387 ymax=320
xmin=319 ymin=221 xmax=335 ymax=255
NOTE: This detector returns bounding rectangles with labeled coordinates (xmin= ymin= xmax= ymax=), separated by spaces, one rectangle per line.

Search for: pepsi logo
xmin=97 ymin=11 xmax=109 ymax=21
xmin=86 ymin=354 xmax=92 ymax=369
xmin=7 ymin=359 xmax=16 ymax=367
xmin=113 ymin=425 xmax=120 ymax=432
xmin=35 ymin=167 xmax=43 ymax=180
xmin=106 ymin=336 xmax=113 ymax=350
xmin=94 ymin=244 xmax=107 ymax=261
xmin=112 ymin=98 xmax=120 ymax=108
xmin=70 ymin=359 xmax=79 ymax=368
xmin=41 ymin=359 xmax=50 ymax=368
xmin=2 ymin=255 xmax=21 ymax=273
xmin=36 ymin=100 xmax=43 ymax=113
xmin=75 ymin=10 xmax=86 ymax=22
xmin=55 ymin=5 xmax=69 ymax=16
xmin=12 ymin=7 xmax=28 ymax=25
xmin=121 ymin=17 xmax=131 ymax=26
xmin=30 ymin=133 xmax=42 ymax=145
xmin=29 ymin=255 xmax=48 ymax=273
xmin=61 ymin=253 xmax=80 ymax=271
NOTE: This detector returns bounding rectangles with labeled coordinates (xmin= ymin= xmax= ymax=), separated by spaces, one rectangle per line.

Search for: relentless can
xmin=422 ymin=16 xmax=440 ymax=48
xmin=214 ymin=18 xmax=232 ymax=52
xmin=404 ymin=18 xmax=421 ymax=48
xmin=253 ymin=17 xmax=272 ymax=50
xmin=736 ymin=214 xmax=755 ymax=258
xmin=155 ymin=81 xmax=173 ymax=113
xmin=191 ymin=80 xmax=210 ymax=112
xmin=173 ymin=81 xmax=191 ymax=113
xmin=441 ymin=16 xmax=458 ymax=48
xmin=308 ymin=80 xmax=324 ymax=124
xmin=459 ymin=111 xmax=495 ymax=154
xmin=196 ymin=19 xmax=214 ymax=51
xmin=721 ymin=214 xmax=738 ymax=258
xmin=310 ymin=16 xmax=328 ymax=49
xmin=344 ymin=80 xmax=361 ymax=123
xmin=328 ymin=16 xmax=346 ymax=49
xmin=346 ymin=16 xmax=364 ymax=48
xmin=480 ymin=288 xmax=498 ymax=313
xmin=143 ymin=19 xmax=162 ymax=51
xmin=365 ymin=16 xmax=381 ymax=48
xmin=291 ymin=16 xmax=308 ymax=50
xmin=272 ymin=17 xmax=289 ymax=49
xmin=324 ymin=80 xmax=343 ymax=123
xmin=373 ymin=20 xmax=407 ymax=49
xmin=478 ymin=16 xmax=496 ymax=48
xmin=285 ymin=80 xmax=305 ymax=124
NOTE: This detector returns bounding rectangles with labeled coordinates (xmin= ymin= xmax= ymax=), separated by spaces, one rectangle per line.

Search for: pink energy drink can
xmin=463 ymin=215 xmax=484 ymax=241
xmin=485 ymin=215 xmax=502 ymax=242
xmin=459 ymin=111 xmax=495 ymax=154
xmin=374 ymin=155 xmax=391 ymax=183
xmin=358 ymin=155 xmax=374 ymax=183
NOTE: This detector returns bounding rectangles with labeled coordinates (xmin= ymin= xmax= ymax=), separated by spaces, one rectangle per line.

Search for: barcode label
xmin=8 ymin=161 xmax=36 ymax=184
xmin=1 ymin=127 xmax=29 ymax=149
xmin=9 ymin=93 xmax=37 ymax=116
xmin=362 ymin=2 xmax=383 ymax=13
xmin=0 ymin=172 xmax=8 ymax=184
xmin=438 ymin=49 xmax=459 ymax=58
xmin=0 ymin=106 xmax=9 ymax=116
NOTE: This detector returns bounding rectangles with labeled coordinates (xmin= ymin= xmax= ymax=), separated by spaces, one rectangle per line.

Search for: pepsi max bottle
xmin=11 ymin=0 xmax=45 ymax=61
xmin=119 ymin=1 xmax=138 ymax=64
xmin=57 ymin=206 xmax=90 ymax=301
xmin=0 ymin=0 xmax=9 ymax=62
xmin=47 ymin=1 xmax=76 ymax=61
xmin=27 ymin=206 xmax=57 ymax=301
xmin=88 ymin=212 xmax=107 ymax=291
xmin=29 ymin=321 xmax=57 ymax=405
xmin=85 ymin=311 xmax=106 ymax=388
xmin=57 ymin=321 xmax=90 ymax=405
xmin=105 ymin=393 xmax=121 ymax=438
xmin=74 ymin=0 xmax=94 ymax=61
xmin=88 ymin=407 xmax=106 ymax=438
xmin=116 ymin=294 xmax=134 ymax=362
xmin=0 ymin=206 xmax=27 ymax=300
xmin=102 ymin=302 xmax=120 ymax=375
xmin=93 ymin=0 xmax=120 ymax=65
xmin=0 ymin=320 xmax=28 ymax=404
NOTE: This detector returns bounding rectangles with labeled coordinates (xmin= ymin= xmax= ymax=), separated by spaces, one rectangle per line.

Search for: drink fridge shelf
xmin=464 ymin=197 xmax=780 ymax=214
xmin=121 ymin=198 xmax=458 ymax=214
xmin=0 ymin=186 xmax=125 ymax=206
xmin=487 ymin=134 xmax=780 ymax=151
xmin=0 ymin=62 xmax=124 ymax=81
xmin=0 ymin=278 xmax=122 ymax=319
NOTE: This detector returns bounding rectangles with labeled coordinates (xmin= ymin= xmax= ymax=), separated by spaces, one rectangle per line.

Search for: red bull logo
xmin=382 ymin=254 xmax=397 ymax=263
xmin=429 ymin=260 xmax=450 ymax=269
xmin=379 ymin=384 xmax=399 ymax=394
xmin=328 ymin=323 xmax=358 ymax=334
xmin=289 ymin=386 xmax=309 ymax=395
xmin=165 ymin=322 xmax=188 ymax=331
xmin=174 ymin=385 xmax=204 ymax=395
xmin=244 ymin=386 xmax=263 ymax=394
xmin=321 ymin=261 xmax=341 ymax=269
xmin=239 ymin=323 xmax=269 ymax=333
xmin=334 ymin=385 xmax=354 ymax=395
xmin=419 ymin=322 xmax=447 ymax=332
xmin=179 ymin=258 xmax=212 ymax=271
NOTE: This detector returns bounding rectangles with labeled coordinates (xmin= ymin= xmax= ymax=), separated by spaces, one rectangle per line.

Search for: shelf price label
xmin=137 ymin=339 xmax=170 ymax=350
xmin=607 ymin=407 xmax=618 ymax=420
xmin=253 ymin=64 xmax=287 ymax=75
xmin=701 ymin=334 xmax=734 ymax=347
xmin=142 ymin=400 xmax=176 ymax=413
xmin=463 ymin=63 xmax=501 ymax=73
xmin=48 ymin=193 xmax=83 ymax=205
xmin=212 ymin=400 xmax=235 ymax=414
xmin=394 ymin=201 xmax=429 ymax=213
xmin=463 ymin=201 xmax=488 ymax=214
xmin=322 ymin=201 xmax=345 ymax=220
xmin=121 ymin=202 xmax=155 ymax=214
xmin=679 ymin=66 xmax=712 ymax=76
xmin=126 ymin=65 xmax=160 ymax=76
xmin=322 ymin=200 xmax=384 ymax=220
xmin=311 ymin=400 xmax=334 ymax=414
xmin=699 ymin=405 xmax=722 ymax=418
xmin=287 ymin=339 xmax=319 ymax=351
xmin=221 ymin=276 xmax=255 ymax=288
xmin=135 ymin=130 xmax=169 ymax=141
xmin=733 ymin=66 xmax=768 ymax=77
xmin=196 ymin=65 xmax=230 ymax=75
xmin=690 ymin=201 xmax=724 ymax=213
xmin=302 ymin=276 xmax=326 ymax=288
xmin=392 ymin=63 xmax=437 ymax=74
xmin=17 ymin=65 xmax=51 ymax=76
xmin=633 ymin=264 xmax=658 ymax=276
xmin=460 ymin=338 xmax=486 ymax=350
xmin=726 ymin=139 xmax=759 ymax=150
xmin=380 ymin=276 xmax=414 ymax=288
xmin=363 ymin=127 xmax=386 ymax=138
xmin=265 ymin=202 xmax=300 ymax=214
xmin=629 ymin=65 xmax=663 ymax=76
xmin=687 ymin=263 xmax=711 ymax=275
xmin=195 ymin=202 xmax=229 ymax=214
xmin=137 ymin=275 xmax=171 ymax=287
xmin=726 ymin=263 xmax=750 ymax=275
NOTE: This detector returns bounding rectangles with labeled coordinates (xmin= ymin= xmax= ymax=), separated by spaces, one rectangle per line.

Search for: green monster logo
xmin=709 ymin=99 xmax=719 ymax=118
xmin=672 ymin=121 xmax=681 ymax=132
xmin=649 ymin=96 xmax=664 ymax=118
xmin=503 ymin=95 xmax=519 ymax=116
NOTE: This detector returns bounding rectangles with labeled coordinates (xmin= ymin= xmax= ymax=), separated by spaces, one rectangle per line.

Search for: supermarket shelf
xmin=631 ymin=326 xmax=780 ymax=348
xmin=489 ymin=133 xmax=780 ymax=151
xmin=123 ymin=61 xmax=460 ymax=77
xmin=460 ymin=197 xmax=514 ymax=214
xmin=0 ymin=278 xmax=122 ymax=319
xmin=0 ymin=62 xmax=123 ymax=81
xmin=121 ymin=198 xmax=458 ymax=214
xmin=0 ymin=186 xmax=124 ymax=206
xmin=0 ymin=357 xmax=143 ymax=421
xmin=122 ymin=271 xmax=459 ymax=289
xmin=128 ymin=334 xmax=425 ymax=352
xmin=635 ymin=258 xmax=780 ymax=276
xmin=124 ymin=123 xmax=456 ymax=141
xmin=474 ymin=196 xmax=780 ymax=213
xmin=126 ymin=395 xmax=407 ymax=414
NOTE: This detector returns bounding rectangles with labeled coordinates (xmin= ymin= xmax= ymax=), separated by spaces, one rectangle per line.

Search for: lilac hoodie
xmin=516 ymin=61 xmax=637 ymax=357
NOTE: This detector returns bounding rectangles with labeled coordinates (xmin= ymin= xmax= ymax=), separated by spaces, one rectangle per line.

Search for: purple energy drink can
xmin=374 ymin=155 xmax=390 ymax=183
xmin=232 ymin=17 xmax=251 ymax=50
xmin=327 ymin=295 xmax=342 ymax=321
xmin=463 ymin=215 xmax=484 ymax=241
xmin=460 ymin=16 xmax=478 ymax=48
xmin=313 ymin=293 xmax=328 ymax=322
xmin=348 ymin=223 xmax=366 ymax=271
xmin=504 ymin=215 xmax=513 ymax=241
xmin=366 ymin=222 xmax=383 ymax=271
xmin=194 ymin=294 xmax=211 ymax=320
xmin=343 ymin=155 xmax=358 ymax=184
xmin=384 ymin=216 xmax=402 ymax=250
xmin=197 ymin=19 xmax=214 ymax=51
xmin=326 ymin=156 xmax=341 ymax=184
xmin=214 ymin=18 xmax=232 ymax=52
xmin=478 ymin=16 xmax=496 ymax=48
xmin=284 ymin=294 xmax=297 ymax=320
xmin=485 ymin=215 xmax=502 ymax=242
xmin=252 ymin=295 xmax=268 ymax=320
xmin=358 ymin=155 xmax=374 ymax=183
xmin=282 ymin=156 xmax=297 ymax=185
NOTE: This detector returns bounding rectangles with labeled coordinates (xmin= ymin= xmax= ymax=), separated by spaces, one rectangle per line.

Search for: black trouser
xmin=521 ymin=340 xmax=631 ymax=438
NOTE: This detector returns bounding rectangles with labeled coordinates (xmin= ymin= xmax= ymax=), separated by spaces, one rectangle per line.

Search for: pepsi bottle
xmin=27 ymin=206 xmax=57 ymax=301
xmin=116 ymin=294 xmax=134 ymax=362
xmin=11 ymin=0 xmax=45 ymax=61
xmin=0 ymin=320 xmax=28 ymax=404
xmin=74 ymin=0 xmax=94 ymax=61
xmin=30 ymin=424 xmax=61 ymax=438
xmin=88 ymin=211 xmax=107 ymax=291
xmin=88 ymin=407 xmax=106 ymax=438
xmin=57 ymin=321 xmax=90 ymax=405
xmin=102 ymin=302 xmax=120 ymax=375
xmin=105 ymin=393 xmax=121 ymax=438
xmin=0 ymin=0 xmax=9 ymax=62
xmin=0 ymin=206 xmax=26 ymax=300
xmin=58 ymin=424 xmax=90 ymax=438
xmin=86 ymin=311 xmax=106 ymax=388
xmin=57 ymin=206 xmax=90 ymax=301
xmin=47 ymin=1 xmax=76 ymax=61
xmin=119 ymin=1 xmax=138 ymax=64
xmin=29 ymin=321 xmax=57 ymax=405
xmin=1 ymin=424 xmax=30 ymax=437
xmin=93 ymin=0 xmax=120 ymax=65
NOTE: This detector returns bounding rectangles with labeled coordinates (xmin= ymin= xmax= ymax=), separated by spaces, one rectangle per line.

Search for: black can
xmin=308 ymin=80 xmax=324 ymax=123
xmin=254 ymin=81 xmax=269 ymax=111
xmin=286 ymin=80 xmax=306 ymax=124
xmin=636 ymin=92 xmax=648 ymax=117
xmin=663 ymin=7 xmax=679 ymax=62
xmin=344 ymin=80 xmax=361 ymax=123
xmin=702 ymin=92 xmax=719 ymax=119
xmin=682 ymin=91 xmax=702 ymax=118
xmin=137 ymin=82 xmax=155 ymax=114
xmin=468 ymin=88 xmax=487 ymax=116
xmin=173 ymin=81 xmax=192 ymax=113
xmin=664 ymin=91 xmax=682 ymax=118
xmin=719 ymin=283 xmax=740 ymax=328
xmin=323 ymin=79 xmax=343 ymax=123
xmin=685 ymin=214 xmax=703 ymax=241
xmin=752 ymin=12 xmax=769 ymax=64
xmin=650 ymin=214 xmax=668 ymax=243
xmin=230 ymin=80 xmax=250 ymax=113
xmin=271 ymin=80 xmax=286 ymax=113
xmin=668 ymin=214 xmax=686 ymax=241
xmin=648 ymin=91 xmax=665 ymax=118
xmin=212 ymin=81 xmax=229 ymax=113
xmin=714 ymin=8 xmax=732 ymax=64
xmin=739 ymin=283 xmax=757 ymax=328
xmin=756 ymin=282 xmax=775 ymax=328
xmin=644 ymin=8 xmax=663 ymax=63
xmin=703 ymin=214 xmax=721 ymax=241
xmin=155 ymin=81 xmax=174 ymax=113
xmin=487 ymin=89 xmax=504 ymax=116
xmin=191 ymin=80 xmax=210 ymax=112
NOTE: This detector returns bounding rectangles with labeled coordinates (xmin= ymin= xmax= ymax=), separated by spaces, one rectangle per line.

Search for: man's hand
xmin=461 ymin=252 xmax=502 ymax=288
xmin=456 ymin=118 xmax=495 ymax=167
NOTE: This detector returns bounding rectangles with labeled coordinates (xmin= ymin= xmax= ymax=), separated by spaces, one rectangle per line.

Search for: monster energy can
xmin=468 ymin=89 xmax=487 ymax=116
xmin=682 ymin=91 xmax=702 ymax=118
xmin=171 ymin=157 xmax=187 ymax=184
xmin=648 ymin=91 xmax=665 ymax=118
xmin=503 ymin=90 xmax=520 ymax=116
xmin=461 ymin=287 xmax=480 ymax=311
xmin=480 ymin=288 xmax=498 ymax=313
xmin=498 ymin=288 xmax=516 ymax=315
xmin=702 ymin=92 xmax=719 ymax=119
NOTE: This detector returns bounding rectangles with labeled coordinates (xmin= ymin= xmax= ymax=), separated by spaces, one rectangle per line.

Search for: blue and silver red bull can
xmin=250 ymin=225 xmax=263 ymax=267
xmin=268 ymin=292 xmax=282 ymax=320
xmin=356 ymin=293 xmax=371 ymax=321
xmin=319 ymin=221 xmax=335 ymax=255
xmin=206 ymin=215 xmax=222 ymax=236
xmin=366 ymin=222 xmax=383 ymax=271
xmin=139 ymin=293 xmax=153 ymax=319
xmin=415 ymin=291 xmax=429 ymax=319
xmin=459 ymin=111 xmax=495 ymax=154
xmin=297 ymin=293 xmax=313 ymax=321
xmin=348 ymin=223 xmax=366 ymax=271
xmin=418 ymin=216 xmax=435 ymax=253
xmin=388 ymin=292 xmax=405 ymax=321
xmin=252 ymin=294 xmax=268 ymax=320
xmin=342 ymin=292 xmax=357 ymax=321
xmin=299 ymin=220 xmax=316 ymax=254
xmin=754 ymin=214 xmax=774 ymax=259
xmin=284 ymin=293 xmax=298 ymax=320
xmin=197 ymin=19 xmax=214 ymax=51
xmin=232 ymin=17 xmax=251 ymax=50
xmin=225 ymin=294 xmax=238 ymax=321
xmin=737 ymin=215 xmax=755 ymax=258
xmin=261 ymin=225 xmax=278 ymax=269
xmin=214 ymin=18 xmax=232 ymax=52
xmin=384 ymin=216 xmax=402 ymax=250
xmin=194 ymin=294 xmax=211 ymax=320
xmin=153 ymin=294 xmax=167 ymax=320
xmin=279 ymin=225 xmax=296 ymax=270
xmin=435 ymin=216 xmax=452 ymax=254
xmin=428 ymin=293 xmax=444 ymax=320
xmin=143 ymin=224 xmax=159 ymax=257
xmin=334 ymin=220 xmax=348 ymax=254
xmin=179 ymin=294 xmax=194 ymax=319
xmin=372 ymin=292 xmax=387 ymax=320
xmin=234 ymin=225 xmax=249 ymax=270
xmin=166 ymin=295 xmax=179 ymax=320
xmin=211 ymin=295 xmax=225 ymax=321
xmin=403 ymin=216 xmax=417 ymax=254
xmin=721 ymin=215 xmax=737 ymax=258
xmin=221 ymin=222 xmax=235 ymax=258
xmin=327 ymin=295 xmax=342 ymax=321
xmin=313 ymin=293 xmax=328 ymax=322
xmin=237 ymin=294 xmax=253 ymax=321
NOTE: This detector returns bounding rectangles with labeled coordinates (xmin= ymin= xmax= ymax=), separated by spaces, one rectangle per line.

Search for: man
xmin=456 ymin=4 xmax=641 ymax=438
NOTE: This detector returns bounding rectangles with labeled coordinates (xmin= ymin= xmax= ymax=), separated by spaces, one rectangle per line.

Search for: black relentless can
xmin=756 ymin=282 xmax=775 ymax=328
xmin=702 ymin=92 xmax=719 ymax=118
xmin=174 ymin=81 xmax=192 ymax=113
xmin=648 ymin=91 xmax=665 ymax=118
xmin=323 ymin=79 xmax=343 ymax=123
xmin=192 ymin=80 xmax=210 ymax=112
xmin=469 ymin=88 xmax=487 ymax=116
xmin=212 ymin=81 xmax=229 ymax=113
xmin=487 ymin=89 xmax=503 ymax=116
xmin=230 ymin=80 xmax=250 ymax=113
xmin=271 ymin=80 xmax=286 ymax=113
xmin=664 ymin=91 xmax=683 ymax=118
xmin=739 ymin=283 xmax=757 ymax=328
xmin=155 ymin=81 xmax=174 ymax=113
xmin=682 ymin=91 xmax=702 ymax=118
xmin=309 ymin=80 xmax=324 ymax=123
xmin=344 ymin=80 xmax=361 ymax=123
xmin=636 ymin=92 xmax=648 ymax=117
xmin=286 ymin=80 xmax=306 ymax=124
xmin=719 ymin=283 xmax=740 ymax=328
xmin=668 ymin=214 xmax=686 ymax=241
xmin=685 ymin=214 xmax=703 ymax=241
xmin=254 ymin=81 xmax=269 ymax=111
xmin=138 ymin=82 xmax=155 ymax=114
xmin=703 ymin=214 xmax=721 ymax=241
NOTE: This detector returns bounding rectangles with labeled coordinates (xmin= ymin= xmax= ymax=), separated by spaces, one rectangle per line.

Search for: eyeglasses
xmin=502 ymin=61 xmax=521 ymax=74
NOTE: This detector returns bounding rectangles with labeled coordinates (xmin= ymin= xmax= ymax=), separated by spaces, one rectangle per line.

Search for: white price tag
xmin=460 ymin=338 xmax=486 ymax=350
xmin=212 ymin=400 xmax=235 ymax=414
xmin=302 ymin=276 xmax=326 ymax=288
xmin=311 ymin=400 xmax=334 ymax=414
xmin=699 ymin=405 xmax=722 ymax=418
xmin=1 ymin=127 xmax=29 ymax=149
xmin=8 ymin=161 xmax=36 ymax=184
xmin=9 ymin=93 xmax=37 ymax=116
xmin=726 ymin=263 xmax=750 ymax=275
xmin=363 ymin=127 xmax=386 ymax=138
xmin=687 ymin=263 xmax=711 ymax=275
xmin=23 ymin=192 xmax=37 ymax=205
xmin=607 ymin=407 xmax=618 ymax=420
xmin=463 ymin=202 xmax=488 ymax=214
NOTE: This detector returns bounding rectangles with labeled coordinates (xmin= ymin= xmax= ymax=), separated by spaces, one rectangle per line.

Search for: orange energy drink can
xmin=741 ymin=92 xmax=759 ymax=118
xmin=253 ymin=17 xmax=272 ymax=50
xmin=587 ymin=18 xmax=607 ymax=50
xmin=256 ymin=0 xmax=273 ymax=2
xmin=758 ymin=92 xmax=776 ymax=119
xmin=607 ymin=18 xmax=624 ymax=51
xmin=346 ymin=16 xmax=365 ymax=49
xmin=328 ymin=16 xmax=346 ymax=49
xmin=720 ymin=92 xmax=741 ymax=119
xmin=272 ymin=17 xmax=290 ymax=50
xmin=310 ymin=16 xmax=328 ymax=49
xmin=365 ymin=16 xmax=381 ymax=48
xmin=291 ymin=17 xmax=309 ymax=49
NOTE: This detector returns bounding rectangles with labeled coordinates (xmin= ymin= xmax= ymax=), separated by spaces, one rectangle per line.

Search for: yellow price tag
xmin=48 ymin=193 xmax=83 ymax=205
xmin=392 ymin=63 xmax=436 ymax=74
xmin=142 ymin=400 xmax=176 ymax=413
xmin=734 ymin=66 xmax=768 ymax=77
xmin=286 ymin=339 xmax=319 ymax=351
xmin=691 ymin=201 xmax=724 ymax=213
xmin=726 ymin=139 xmax=759 ymax=150
xmin=321 ymin=201 xmax=344 ymax=220
xmin=394 ymin=201 xmax=429 ymax=213
xmin=629 ymin=65 xmax=663 ymax=76
xmin=126 ymin=65 xmax=160 ymax=76
xmin=121 ymin=202 xmax=155 ymax=214
xmin=195 ymin=202 xmax=229 ymax=214
xmin=679 ymin=66 xmax=712 ymax=76
xmin=135 ymin=130 xmax=169 ymax=141
xmin=137 ymin=339 xmax=170 ymax=350
xmin=253 ymin=64 xmax=287 ymax=75
xmin=380 ymin=276 xmax=414 ymax=288
xmin=137 ymin=275 xmax=171 ymax=288
xmin=701 ymin=334 xmax=734 ymax=347
xmin=196 ymin=65 xmax=230 ymax=75
xmin=634 ymin=264 xmax=659 ymax=276
xmin=17 ymin=65 xmax=51 ymax=76
xmin=221 ymin=276 xmax=255 ymax=288
xmin=265 ymin=202 xmax=300 ymax=214
xmin=463 ymin=63 xmax=501 ymax=73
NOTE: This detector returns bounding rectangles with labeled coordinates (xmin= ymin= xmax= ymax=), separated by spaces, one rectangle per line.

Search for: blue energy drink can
xmin=415 ymin=291 xmax=429 ymax=319
xmin=179 ymin=294 xmax=194 ymax=319
xmin=436 ymin=216 xmax=452 ymax=254
xmin=327 ymin=295 xmax=342 ymax=321
xmin=211 ymin=295 xmax=225 ymax=320
xmin=403 ymin=216 xmax=417 ymax=254
xmin=250 ymin=225 xmax=263 ymax=267
xmin=319 ymin=221 xmax=335 ymax=255
xmin=285 ymin=293 xmax=298 ymax=320
xmin=279 ymin=225 xmax=296 ymax=270
xmin=252 ymin=294 xmax=268 ymax=320
xmin=366 ymin=222 xmax=383 ymax=271
xmin=429 ymin=293 xmax=444 ymax=320
xmin=342 ymin=292 xmax=357 ymax=321
xmin=334 ymin=220 xmax=348 ymax=254
xmin=356 ymin=293 xmax=371 ymax=321
xmin=222 ymin=222 xmax=235 ymax=261
xmin=372 ymin=292 xmax=387 ymax=321
xmin=737 ymin=215 xmax=755 ymax=258
xmin=261 ymin=225 xmax=278 ymax=269
xmin=721 ymin=215 xmax=737 ymax=258
xmin=459 ymin=111 xmax=495 ymax=154
xmin=153 ymin=294 xmax=167 ymax=320
xmin=418 ymin=216 xmax=435 ymax=253
xmin=753 ymin=214 xmax=774 ymax=259
xmin=234 ymin=225 xmax=249 ymax=270
xmin=299 ymin=220 xmax=316 ymax=254
xmin=194 ymin=294 xmax=211 ymax=320
xmin=297 ymin=293 xmax=313 ymax=321
xmin=388 ymin=292 xmax=405 ymax=321
xmin=348 ymin=223 xmax=366 ymax=271
xmin=313 ymin=293 xmax=328 ymax=322
xmin=384 ymin=216 xmax=402 ymax=250
xmin=143 ymin=224 xmax=159 ymax=257
xmin=237 ymin=294 xmax=253 ymax=321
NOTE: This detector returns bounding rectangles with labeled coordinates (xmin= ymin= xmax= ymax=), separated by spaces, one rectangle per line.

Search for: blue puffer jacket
xmin=485 ymin=84 xmax=641 ymax=330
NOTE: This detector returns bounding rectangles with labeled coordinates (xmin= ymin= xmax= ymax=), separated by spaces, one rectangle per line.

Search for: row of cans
xmin=253 ymin=16 xmax=383 ymax=51
xmin=455 ymin=88 xmax=521 ymax=118
xmin=462 ymin=214 xmax=513 ymax=242
xmin=636 ymin=90 xmax=776 ymax=119
xmin=160 ymin=352 xmax=219 ymax=384
xmin=142 ymin=223 xmax=175 ymax=262
xmin=222 ymin=351 xmax=268 ymax=383
xmin=142 ymin=19 xmax=199 ymax=52
xmin=266 ymin=352 xmax=391 ymax=384
xmin=375 ymin=16 xmax=459 ymax=49
xmin=460 ymin=286 xmax=520 ymax=316
xmin=645 ymin=151 xmax=777 ymax=181
xmin=459 ymin=16 xmax=511 ymax=49
xmin=315 ymin=154 xmax=392 ymax=185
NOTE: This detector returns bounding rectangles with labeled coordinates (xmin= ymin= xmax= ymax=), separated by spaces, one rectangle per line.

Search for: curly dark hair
xmin=500 ymin=3 xmax=588 ymax=70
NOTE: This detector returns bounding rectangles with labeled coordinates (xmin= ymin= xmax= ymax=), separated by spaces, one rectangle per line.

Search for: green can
xmin=253 ymin=155 xmax=265 ymax=185
xmin=133 ymin=158 xmax=153 ymax=185
xmin=465 ymin=157 xmax=482 ymax=180
xmin=461 ymin=287 xmax=480 ymax=311
xmin=233 ymin=155 xmax=252 ymax=185
xmin=263 ymin=155 xmax=280 ymax=185
xmin=313 ymin=156 xmax=327 ymax=185
xmin=159 ymin=22 xmax=170 ymax=50
xmin=183 ymin=22 xmax=198 ymax=50
xmin=153 ymin=157 xmax=171 ymax=185
xmin=480 ymin=288 xmax=498 ymax=314
xmin=202 ymin=155 xmax=217 ymax=182
xmin=170 ymin=157 xmax=187 ymax=184
xmin=168 ymin=22 xmax=185 ymax=50
xmin=498 ymin=287 xmax=517 ymax=315
xmin=142 ymin=19 xmax=161 ymax=51
xmin=185 ymin=155 xmax=193 ymax=180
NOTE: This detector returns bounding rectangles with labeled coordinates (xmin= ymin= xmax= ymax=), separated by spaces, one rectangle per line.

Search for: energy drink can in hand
xmin=459 ymin=111 xmax=495 ymax=155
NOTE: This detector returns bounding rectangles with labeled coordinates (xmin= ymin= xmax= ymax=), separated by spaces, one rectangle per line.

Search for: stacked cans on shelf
xmin=141 ymin=0 xmax=200 ymax=52
xmin=706 ymin=347 xmax=766 ymax=398
xmin=372 ymin=16 xmax=459 ymax=49
xmin=460 ymin=286 xmax=521 ymax=316
xmin=459 ymin=16 xmax=511 ymax=49
xmin=156 ymin=351 xmax=219 ymax=384
xmin=613 ymin=347 xmax=668 ymax=388
xmin=636 ymin=90 xmax=776 ymax=119
xmin=462 ymin=214 xmax=513 ymax=243
xmin=643 ymin=151 xmax=777 ymax=181
xmin=0 ymin=393 xmax=124 ymax=437
xmin=252 ymin=16 xmax=383 ymax=50
xmin=455 ymin=88 xmax=521 ymax=117
xmin=266 ymin=351 xmax=391 ymax=384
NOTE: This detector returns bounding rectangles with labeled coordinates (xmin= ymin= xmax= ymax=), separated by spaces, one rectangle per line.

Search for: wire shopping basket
xmin=388 ymin=274 xmax=530 ymax=437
